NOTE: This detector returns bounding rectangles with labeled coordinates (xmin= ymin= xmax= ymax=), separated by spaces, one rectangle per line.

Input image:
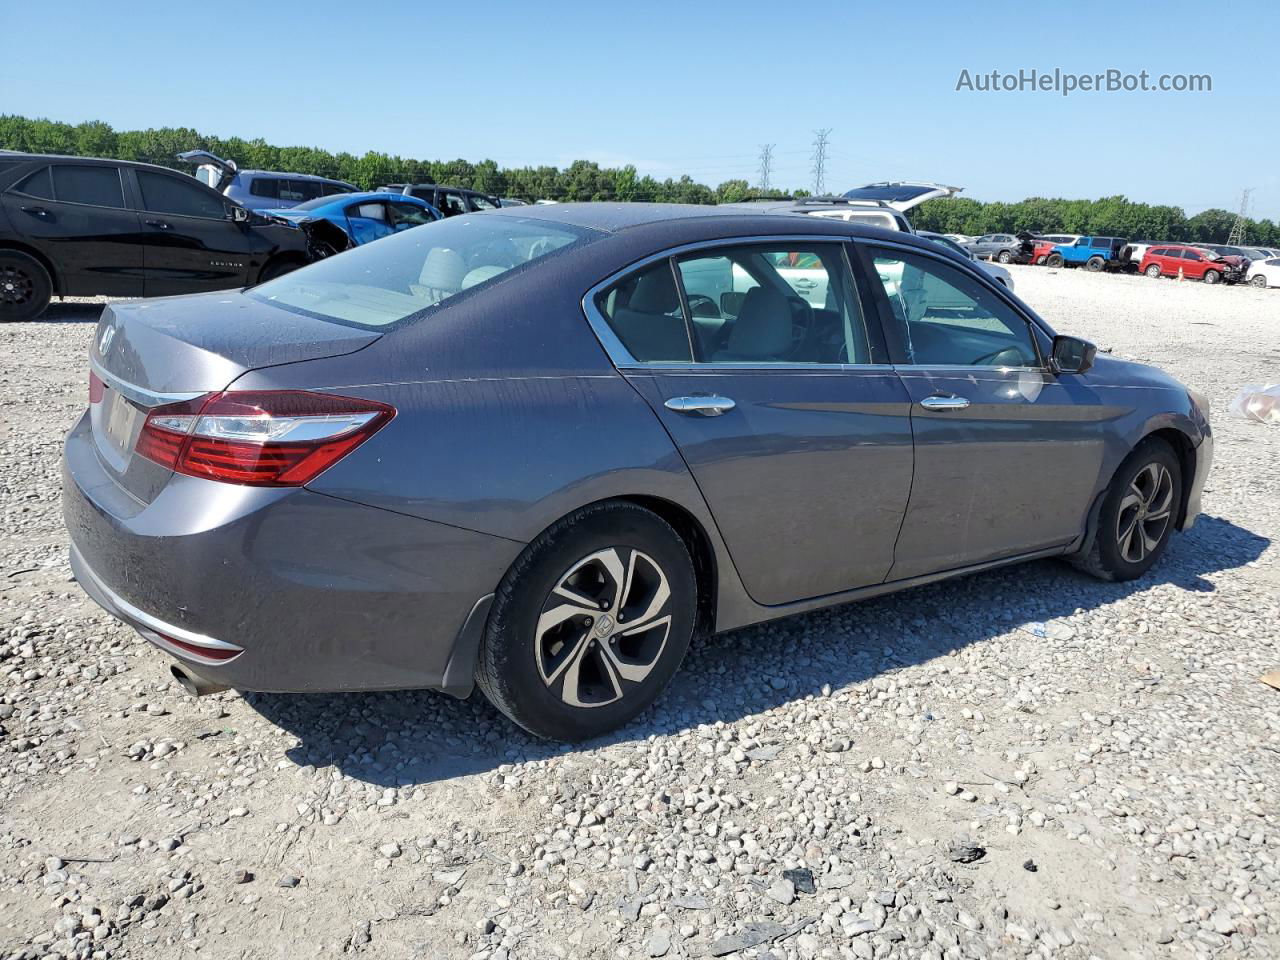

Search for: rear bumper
xmin=62 ymin=412 xmax=522 ymax=695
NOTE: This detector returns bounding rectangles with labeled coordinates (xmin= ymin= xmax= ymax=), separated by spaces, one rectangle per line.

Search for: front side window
xmin=388 ymin=201 xmax=436 ymax=230
xmin=136 ymin=171 xmax=227 ymax=218
xmin=868 ymin=248 xmax=1039 ymax=367
xmin=250 ymin=214 xmax=587 ymax=328
xmin=439 ymin=192 xmax=469 ymax=216
xmin=51 ymin=165 xmax=125 ymax=208
xmin=468 ymin=194 xmax=498 ymax=210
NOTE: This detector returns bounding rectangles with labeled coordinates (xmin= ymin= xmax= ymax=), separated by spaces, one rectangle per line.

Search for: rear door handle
xmin=21 ymin=205 xmax=49 ymax=217
xmin=919 ymin=394 xmax=971 ymax=411
xmin=664 ymin=395 xmax=736 ymax=417
xmin=144 ymin=219 xmax=171 ymax=230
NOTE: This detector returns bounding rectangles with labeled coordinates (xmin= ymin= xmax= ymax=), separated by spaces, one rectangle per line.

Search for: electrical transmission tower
xmin=810 ymin=129 xmax=832 ymax=196
xmin=757 ymin=144 xmax=775 ymax=193
xmin=1226 ymin=188 xmax=1253 ymax=246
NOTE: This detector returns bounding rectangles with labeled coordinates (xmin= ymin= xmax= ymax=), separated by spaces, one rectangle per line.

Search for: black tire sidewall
xmin=479 ymin=503 xmax=697 ymax=741
xmin=1095 ymin=441 xmax=1182 ymax=581
xmin=0 ymin=252 xmax=53 ymax=322
xmin=1047 ymin=255 xmax=1063 ymax=268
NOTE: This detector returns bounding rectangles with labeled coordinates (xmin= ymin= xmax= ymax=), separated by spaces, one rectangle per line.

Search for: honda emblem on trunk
xmin=98 ymin=324 xmax=116 ymax=355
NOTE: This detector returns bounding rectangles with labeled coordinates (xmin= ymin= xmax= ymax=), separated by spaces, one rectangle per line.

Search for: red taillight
xmin=89 ymin=370 xmax=105 ymax=404
xmin=136 ymin=390 xmax=394 ymax=487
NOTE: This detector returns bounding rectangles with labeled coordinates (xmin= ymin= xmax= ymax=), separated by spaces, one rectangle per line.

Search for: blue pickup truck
xmin=1044 ymin=236 xmax=1131 ymax=272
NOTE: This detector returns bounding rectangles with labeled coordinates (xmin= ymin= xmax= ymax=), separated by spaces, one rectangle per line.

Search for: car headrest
xmin=418 ymin=248 xmax=467 ymax=292
xmin=629 ymin=270 xmax=680 ymax=314
xmin=461 ymin=265 xmax=506 ymax=290
xmin=727 ymin=286 xmax=792 ymax=359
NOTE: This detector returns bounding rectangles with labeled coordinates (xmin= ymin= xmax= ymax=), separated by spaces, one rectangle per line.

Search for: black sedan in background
xmin=0 ymin=152 xmax=313 ymax=321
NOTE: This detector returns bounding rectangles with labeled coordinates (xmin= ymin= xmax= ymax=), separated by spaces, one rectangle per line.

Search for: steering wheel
xmin=971 ymin=346 xmax=1027 ymax=367
xmin=686 ymin=293 xmax=720 ymax=318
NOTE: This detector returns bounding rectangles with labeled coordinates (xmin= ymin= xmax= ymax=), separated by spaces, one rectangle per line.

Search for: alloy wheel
xmin=1115 ymin=462 xmax=1174 ymax=564
xmin=535 ymin=547 xmax=673 ymax=708
xmin=0 ymin=265 xmax=34 ymax=307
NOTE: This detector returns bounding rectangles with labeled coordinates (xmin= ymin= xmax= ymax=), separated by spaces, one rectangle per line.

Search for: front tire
xmin=0 ymin=251 xmax=53 ymax=322
xmin=1250 ymin=274 xmax=1267 ymax=288
xmin=1070 ymin=439 xmax=1182 ymax=582
xmin=1145 ymin=264 xmax=1162 ymax=278
xmin=1045 ymin=253 xmax=1064 ymax=268
xmin=1202 ymin=269 xmax=1221 ymax=285
xmin=476 ymin=501 xmax=697 ymax=741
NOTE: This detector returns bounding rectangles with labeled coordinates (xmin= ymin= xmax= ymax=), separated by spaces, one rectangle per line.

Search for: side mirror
xmin=1051 ymin=335 xmax=1097 ymax=375
xmin=229 ymin=205 xmax=250 ymax=223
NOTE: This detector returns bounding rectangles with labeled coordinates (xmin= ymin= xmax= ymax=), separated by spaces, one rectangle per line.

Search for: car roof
xmin=239 ymin=170 xmax=353 ymax=184
xmin=0 ymin=151 xmax=186 ymax=175
xmin=482 ymin=201 xmax=936 ymax=250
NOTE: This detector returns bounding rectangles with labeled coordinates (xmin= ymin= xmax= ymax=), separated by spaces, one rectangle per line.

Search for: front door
xmin=591 ymin=240 xmax=914 ymax=606
xmin=1 ymin=162 xmax=144 ymax=296
xmin=861 ymin=243 xmax=1109 ymax=580
xmin=130 ymin=168 xmax=258 ymax=295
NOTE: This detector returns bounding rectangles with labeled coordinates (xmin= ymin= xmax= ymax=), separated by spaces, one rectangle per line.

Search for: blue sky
xmin=4 ymin=0 xmax=1275 ymax=217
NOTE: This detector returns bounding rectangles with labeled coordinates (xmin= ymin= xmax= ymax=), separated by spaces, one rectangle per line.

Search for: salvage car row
xmin=963 ymin=230 xmax=1280 ymax=287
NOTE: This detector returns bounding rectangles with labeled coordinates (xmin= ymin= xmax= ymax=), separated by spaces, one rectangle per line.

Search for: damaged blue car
xmin=262 ymin=191 xmax=442 ymax=256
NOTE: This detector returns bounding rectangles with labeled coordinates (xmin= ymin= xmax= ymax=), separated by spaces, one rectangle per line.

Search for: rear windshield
xmin=842 ymin=184 xmax=935 ymax=203
xmin=249 ymin=214 xmax=589 ymax=328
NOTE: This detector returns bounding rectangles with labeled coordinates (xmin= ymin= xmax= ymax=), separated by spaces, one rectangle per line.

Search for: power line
xmin=810 ymin=129 xmax=832 ymax=195
xmin=757 ymin=144 xmax=774 ymax=192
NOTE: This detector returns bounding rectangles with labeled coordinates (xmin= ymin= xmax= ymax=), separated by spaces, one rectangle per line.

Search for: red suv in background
xmin=1139 ymin=245 xmax=1240 ymax=284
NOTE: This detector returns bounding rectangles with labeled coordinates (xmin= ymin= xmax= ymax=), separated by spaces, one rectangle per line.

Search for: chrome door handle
xmin=919 ymin=395 xmax=970 ymax=411
xmin=664 ymin=395 xmax=736 ymax=417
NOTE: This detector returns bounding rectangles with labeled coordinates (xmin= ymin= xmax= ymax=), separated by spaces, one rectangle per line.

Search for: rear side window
xmin=136 ymin=171 xmax=226 ymax=219
xmin=598 ymin=263 xmax=692 ymax=362
xmin=249 ymin=178 xmax=280 ymax=199
xmin=51 ymin=165 xmax=125 ymax=208
xmin=12 ymin=166 xmax=53 ymax=200
xmin=250 ymin=214 xmax=586 ymax=328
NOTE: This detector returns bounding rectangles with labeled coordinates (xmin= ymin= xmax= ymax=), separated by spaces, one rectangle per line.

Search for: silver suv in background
xmin=177 ymin=151 xmax=357 ymax=211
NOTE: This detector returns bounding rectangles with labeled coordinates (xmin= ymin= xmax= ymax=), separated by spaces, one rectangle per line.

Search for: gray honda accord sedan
xmin=63 ymin=204 xmax=1212 ymax=741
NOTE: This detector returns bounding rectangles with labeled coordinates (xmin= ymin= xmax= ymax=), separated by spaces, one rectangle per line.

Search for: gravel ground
xmin=1 ymin=271 xmax=1278 ymax=960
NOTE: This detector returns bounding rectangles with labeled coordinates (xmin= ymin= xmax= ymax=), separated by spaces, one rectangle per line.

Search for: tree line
xmin=1 ymin=115 xmax=1273 ymax=244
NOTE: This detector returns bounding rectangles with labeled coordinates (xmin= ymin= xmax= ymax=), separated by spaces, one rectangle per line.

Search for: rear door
xmin=130 ymin=168 xmax=258 ymax=295
xmin=589 ymin=239 xmax=915 ymax=606
xmin=860 ymin=241 xmax=1109 ymax=580
xmin=1 ymin=162 xmax=144 ymax=296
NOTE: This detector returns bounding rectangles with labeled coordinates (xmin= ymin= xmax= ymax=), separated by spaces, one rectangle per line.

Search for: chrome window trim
xmin=89 ymin=355 xmax=205 ymax=409
xmin=582 ymin=234 xmax=886 ymax=374
xmin=861 ymin=237 xmax=1051 ymax=370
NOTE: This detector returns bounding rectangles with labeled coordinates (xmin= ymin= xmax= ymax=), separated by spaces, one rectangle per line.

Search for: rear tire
xmin=1202 ymin=269 xmax=1221 ymax=285
xmin=997 ymin=250 xmax=1012 ymax=264
xmin=1084 ymin=256 xmax=1106 ymax=272
xmin=0 ymin=251 xmax=53 ymax=322
xmin=1035 ymin=255 xmax=1047 ymax=266
xmin=1045 ymin=253 xmax=1064 ymax=268
xmin=1145 ymin=264 xmax=1161 ymax=278
xmin=1070 ymin=438 xmax=1182 ymax=582
xmin=476 ymin=501 xmax=697 ymax=741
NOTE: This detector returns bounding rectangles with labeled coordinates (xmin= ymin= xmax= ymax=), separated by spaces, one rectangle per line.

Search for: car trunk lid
xmin=88 ymin=292 xmax=380 ymax=502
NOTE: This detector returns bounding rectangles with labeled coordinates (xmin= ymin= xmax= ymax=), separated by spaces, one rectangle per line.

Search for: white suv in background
xmin=729 ymin=182 xmax=1013 ymax=290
